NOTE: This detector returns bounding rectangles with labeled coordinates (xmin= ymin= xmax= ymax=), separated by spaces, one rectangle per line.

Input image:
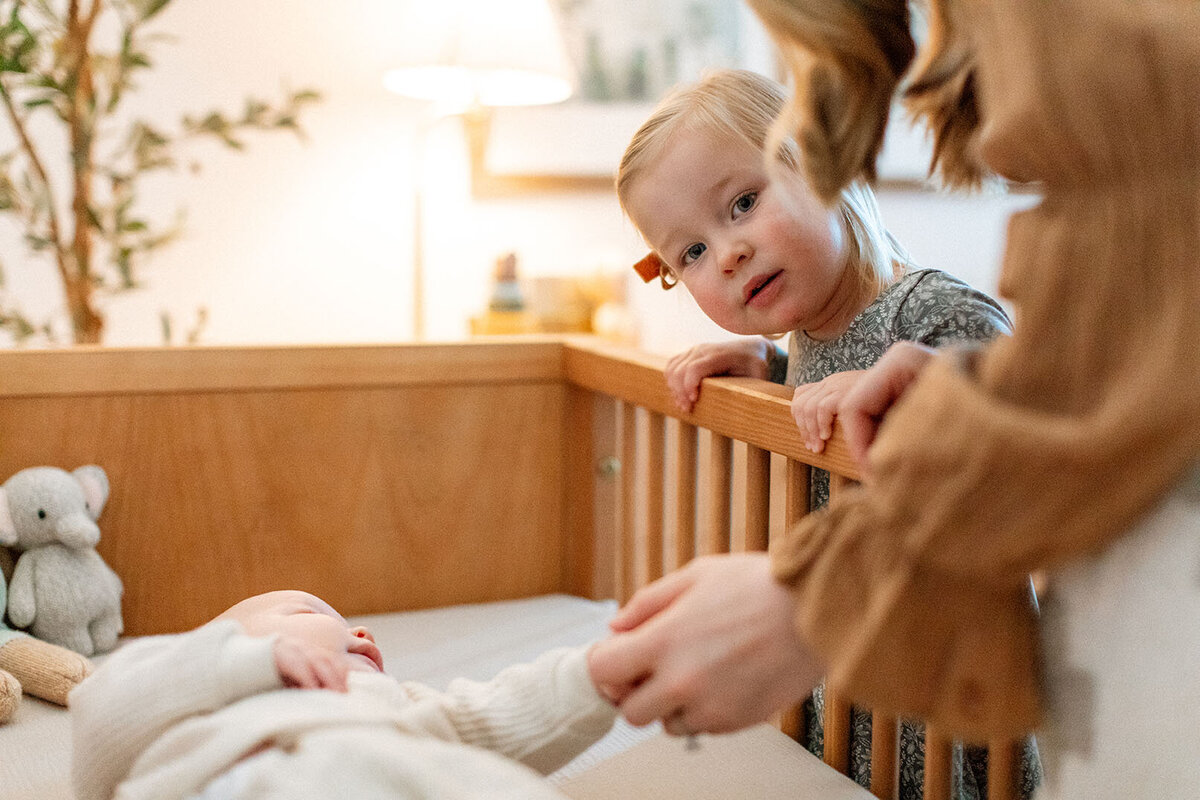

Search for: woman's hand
xmin=587 ymin=554 xmax=823 ymax=735
xmin=840 ymin=342 xmax=935 ymax=466
xmin=664 ymin=340 xmax=773 ymax=413
xmin=790 ymin=370 xmax=866 ymax=453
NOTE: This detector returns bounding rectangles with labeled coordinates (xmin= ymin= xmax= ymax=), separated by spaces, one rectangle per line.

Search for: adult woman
xmin=588 ymin=1 xmax=1200 ymax=797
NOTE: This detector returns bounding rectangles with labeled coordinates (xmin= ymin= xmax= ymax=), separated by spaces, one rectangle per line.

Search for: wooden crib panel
xmin=0 ymin=343 xmax=574 ymax=635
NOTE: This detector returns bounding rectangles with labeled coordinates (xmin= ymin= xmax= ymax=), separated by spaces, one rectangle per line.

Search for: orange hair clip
xmin=633 ymin=252 xmax=664 ymax=283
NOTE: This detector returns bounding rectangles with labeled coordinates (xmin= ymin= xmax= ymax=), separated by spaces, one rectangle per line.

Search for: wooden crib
xmin=0 ymin=337 xmax=1022 ymax=800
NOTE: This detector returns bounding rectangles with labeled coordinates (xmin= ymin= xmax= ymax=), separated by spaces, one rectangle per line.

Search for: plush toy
xmin=0 ymin=465 xmax=124 ymax=657
xmin=0 ymin=546 xmax=93 ymax=723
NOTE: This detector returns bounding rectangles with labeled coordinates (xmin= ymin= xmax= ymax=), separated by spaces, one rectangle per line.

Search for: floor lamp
xmin=383 ymin=0 xmax=575 ymax=341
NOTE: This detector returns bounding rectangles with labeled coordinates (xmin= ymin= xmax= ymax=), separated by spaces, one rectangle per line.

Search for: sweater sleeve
xmin=772 ymin=0 xmax=1200 ymax=741
xmin=69 ymin=621 xmax=280 ymax=800
xmin=394 ymin=645 xmax=617 ymax=775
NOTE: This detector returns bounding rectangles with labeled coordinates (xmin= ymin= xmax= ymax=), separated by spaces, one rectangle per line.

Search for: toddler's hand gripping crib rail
xmin=0 ymin=337 xmax=1022 ymax=800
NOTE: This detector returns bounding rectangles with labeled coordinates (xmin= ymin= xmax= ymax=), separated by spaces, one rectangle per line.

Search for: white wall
xmin=0 ymin=1 xmax=1034 ymax=351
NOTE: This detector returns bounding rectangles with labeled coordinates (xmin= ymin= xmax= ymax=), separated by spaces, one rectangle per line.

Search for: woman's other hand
xmin=840 ymin=342 xmax=935 ymax=466
xmin=587 ymin=553 xmax=823 ymax=735
xmin=664 ymin=339 xmax=773 ymax=414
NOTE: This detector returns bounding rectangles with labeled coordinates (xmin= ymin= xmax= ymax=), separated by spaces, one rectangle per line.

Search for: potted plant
xmin=0 ymin=0 xmax=318 ymax=344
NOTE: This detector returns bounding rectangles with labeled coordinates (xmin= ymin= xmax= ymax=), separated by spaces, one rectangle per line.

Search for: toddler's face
xmin=215 ymin=590 xmax=384 ymax=673
xmin=625 ymin=126 xmax=850 ymax=337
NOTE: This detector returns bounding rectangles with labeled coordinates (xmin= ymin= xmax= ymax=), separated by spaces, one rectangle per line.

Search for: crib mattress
xmin=0 ymin=593 xmax=871 ymax=800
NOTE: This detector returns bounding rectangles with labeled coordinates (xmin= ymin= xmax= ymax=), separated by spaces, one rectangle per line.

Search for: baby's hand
xmin=790 ymin=370 xmax=866 ymax=453
xmin=665 ymin=340 xmax=772 ymax=413
xmin=273 ymin=636 xmax=352 ymax=692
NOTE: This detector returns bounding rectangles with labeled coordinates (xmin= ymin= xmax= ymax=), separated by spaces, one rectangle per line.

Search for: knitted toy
xmin=1 ymin=465 xmax=124 ymax=657
xmin=0 ymin=546 xmax=93 ymax=723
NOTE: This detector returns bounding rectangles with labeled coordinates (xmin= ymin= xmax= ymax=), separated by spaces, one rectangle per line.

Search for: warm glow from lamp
xmin=383 ymin=0 xmax=574 ymax=113
xmin=383 ymin=0 xmax=574 ymax=341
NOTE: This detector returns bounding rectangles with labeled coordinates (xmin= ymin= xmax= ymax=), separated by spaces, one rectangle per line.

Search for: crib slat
xmin=776 ymin=459 xmax=812 ymax=743
xmin=742 ymin=443 xmax=771 ymax=552
xmin=674 ymin=421 xmax=698 ymax=569
xmin=643 ymin=412 xmax=665 ymax=585
xmin=988 ymin=739 xmax=1020 ymax=800
xmin=619 ymin=403 xmax=638 ymax=603
xmin=871 ymin=712 xmax=898 ymax=799
xmin=784 ymin=459 xmax=812 ymax=529
xmin=823 ymin=687 xmax=852 ymax=775
xmin=564 ymin=387 xmax=596 ymax=598
xmin=923 ymin=725 xmax=953 ymax=800
xmin=702 ymin=433 xmax=732 ymax=555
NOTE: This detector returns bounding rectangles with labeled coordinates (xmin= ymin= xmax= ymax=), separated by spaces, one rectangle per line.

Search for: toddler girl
xmin=616 ymin=68 xmax=1036 ymax=799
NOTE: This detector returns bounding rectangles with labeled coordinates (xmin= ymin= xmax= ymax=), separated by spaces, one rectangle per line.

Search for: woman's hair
xmin=744 ymin=0 xmax=984 ymax=202
xmin=616 ymin=68 xmax=909 ymax=293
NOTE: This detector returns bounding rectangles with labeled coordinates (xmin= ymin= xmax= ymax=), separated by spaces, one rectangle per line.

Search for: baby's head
xmin=617 ymin=69 xmax=908 ymax=335
xmin=214 ymin=590 xmax=384 ymax=674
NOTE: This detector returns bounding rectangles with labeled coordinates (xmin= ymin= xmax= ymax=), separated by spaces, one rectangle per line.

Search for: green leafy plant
xmin=0 ymin=0 xmax=319 ymax=344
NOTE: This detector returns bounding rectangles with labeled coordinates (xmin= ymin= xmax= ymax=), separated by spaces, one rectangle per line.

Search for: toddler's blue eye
xmin=683 ymin=243 xmax=706 ymax=265
xmin=733 ymin=192 xmax=757 ymax=215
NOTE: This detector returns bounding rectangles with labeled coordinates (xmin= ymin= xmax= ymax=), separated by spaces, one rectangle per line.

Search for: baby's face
xmin=215 ymin=590 xmax=384 ymax=673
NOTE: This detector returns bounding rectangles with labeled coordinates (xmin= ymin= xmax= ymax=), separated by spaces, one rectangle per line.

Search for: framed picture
xmin=472 ymin=0 xmax=933 ymax=195
xmin=473 ymin=0 xmax=776 ymax=195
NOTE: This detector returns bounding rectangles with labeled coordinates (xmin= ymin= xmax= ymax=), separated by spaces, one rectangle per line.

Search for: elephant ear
xmin=0 ymin=487 xmax=14 ymax=546
xmin=73 ymin=466 xmax=110 ymax=521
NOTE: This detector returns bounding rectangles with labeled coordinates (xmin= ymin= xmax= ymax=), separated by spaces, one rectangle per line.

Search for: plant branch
xmin=0 ymin=76 xmax=68 ymax=286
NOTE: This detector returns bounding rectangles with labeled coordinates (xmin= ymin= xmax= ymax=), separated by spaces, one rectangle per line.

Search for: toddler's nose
xmin=350 ymin=626 xmax=375 ymax=643
xmin=720 ymin=241 xmax=752 ymax=274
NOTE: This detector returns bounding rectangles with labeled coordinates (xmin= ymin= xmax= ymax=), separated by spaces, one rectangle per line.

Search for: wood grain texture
xmin=703 ymin=433 xmax=732 ymax=555
xmin=0 ymin=340 xmax=565 ymax=397
xmin=563 ymin=339 xmax=860 ymax=478
xmin=0 ymin=353 xmax=568 ymax=635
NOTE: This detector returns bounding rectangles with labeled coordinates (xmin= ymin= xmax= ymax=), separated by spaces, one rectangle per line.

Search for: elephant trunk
xmin=54 ymin=513 xmax=101 ymax=549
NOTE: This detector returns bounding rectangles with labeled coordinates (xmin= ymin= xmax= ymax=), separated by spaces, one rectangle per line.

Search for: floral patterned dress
xmin=772 ymin=268 xmax=1041 ymax=799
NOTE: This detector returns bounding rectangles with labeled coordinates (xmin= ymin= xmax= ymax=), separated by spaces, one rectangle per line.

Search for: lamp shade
xmin=384 ymin=0 xmax=574 ymax=111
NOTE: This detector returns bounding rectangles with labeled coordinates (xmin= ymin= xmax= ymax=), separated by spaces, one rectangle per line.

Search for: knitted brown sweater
xmin=771 ymin=0 xmax=1200 ymax=740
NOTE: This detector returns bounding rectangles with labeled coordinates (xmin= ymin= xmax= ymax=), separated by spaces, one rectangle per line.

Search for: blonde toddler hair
xmin=616 ymin=69 xmax=909 ymax=293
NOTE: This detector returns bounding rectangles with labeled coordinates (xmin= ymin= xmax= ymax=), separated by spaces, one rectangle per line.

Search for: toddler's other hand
xmin=790 ymin=370 xmax=866 ymax=453
xmin=664 ymin=339 xmax=772 ymax=413
xmin=273 ymin=636 xmax=352 ymax=692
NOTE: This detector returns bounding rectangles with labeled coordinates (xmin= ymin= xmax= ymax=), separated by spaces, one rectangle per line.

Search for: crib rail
xmin=561 ymin=338 xmax=1023 ymax=800
xmin=0 ymin=338 xmax=1025 ymax=800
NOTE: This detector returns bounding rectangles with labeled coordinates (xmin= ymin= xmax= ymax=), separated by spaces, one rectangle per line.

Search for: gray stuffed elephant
xmin=0 ymin=466 xmax=123 ymax=656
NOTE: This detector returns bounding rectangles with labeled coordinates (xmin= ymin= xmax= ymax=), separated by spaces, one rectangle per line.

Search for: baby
xmin=70 ymin=590 xmax=617 ymax=800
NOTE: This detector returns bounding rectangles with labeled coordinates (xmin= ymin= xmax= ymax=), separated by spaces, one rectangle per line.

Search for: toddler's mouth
xmin=744 ymin=271 xmax=781 ymax=305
